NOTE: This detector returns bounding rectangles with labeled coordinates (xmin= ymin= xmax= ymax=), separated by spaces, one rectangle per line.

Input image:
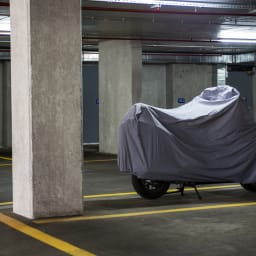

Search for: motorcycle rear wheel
xmin=132 ymin=175 xmax=170 ymax=199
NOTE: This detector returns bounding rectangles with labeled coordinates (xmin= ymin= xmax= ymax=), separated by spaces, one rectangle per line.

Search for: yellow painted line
xmin=0 ymin=213 xmax=96 ymax=256
xmin=0 ymin=164 xmax=12 ymax=167
xmin=0 ymin=156 xmax=116 ymax=163
xmin=34 ymin=201 xmax=256 ymax=224
xmin=84 ymin=159 xmax=117 ymax=163
xmin=179 ymin=184 xmax=241 ymax=192
xmin=0 ymin=184 xmax=242 ymax=208
xmin=0 ymin=201 xmax=12 ymax=206
xmin=84 ymin=191 xmax=137 ymax=199
xmin=83 ymin=184 xmax=241 ymax=199
xmin=0 ymin=156 xmax=12 ymax=161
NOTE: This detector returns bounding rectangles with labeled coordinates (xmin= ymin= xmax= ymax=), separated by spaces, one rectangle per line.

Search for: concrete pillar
xmin=166 ymin=64 xmax=217 ymax=107
xmin=141 ymin=64 xmax=166 ymax=108
xmin=10 ymin=0 xmax=83 ymax=219
xmin=99 ymin=40 xmax=142 ymax=154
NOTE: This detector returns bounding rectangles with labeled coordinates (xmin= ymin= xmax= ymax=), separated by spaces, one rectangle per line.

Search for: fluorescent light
xmin=218 ymin=27 xmax=256 ymax=41
xmin=0 ymin=16 xmax=10 ymax=32
xmin=83 ymin=52 xmax=99 ymax=61
xmin=218 ymin=27 xmax=256 ymax=43
xmin=219 ymin=39 xmax=256 ymax=44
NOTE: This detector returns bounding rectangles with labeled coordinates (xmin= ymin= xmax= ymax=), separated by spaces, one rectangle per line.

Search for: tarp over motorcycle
xmin=118 ymin=85 xmax=256 ymax=184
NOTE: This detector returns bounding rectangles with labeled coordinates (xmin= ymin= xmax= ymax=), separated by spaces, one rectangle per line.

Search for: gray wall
xmin=1 ymin=60 xmax=255 ymax=156
xmin=167 ymin=64 xmax=217 ymax=108
xmin=141 ymin=65 xmax=166 ymax=107
xmin=141 ymin=64 xmax=217 ymax=109
xmin=0 ymin=62 xmax=100 ymax=147
xmin=0 ymin=61 xmax=11 ymax=149
xmin=227 ymin=71 xmax=253 ymax=109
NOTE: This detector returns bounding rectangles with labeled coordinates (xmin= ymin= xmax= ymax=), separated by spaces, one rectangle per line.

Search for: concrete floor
xmin=1 ymin=152 xmax=256 ymax=256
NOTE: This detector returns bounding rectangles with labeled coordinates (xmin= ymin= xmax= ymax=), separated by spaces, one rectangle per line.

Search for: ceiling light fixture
xmin=0 ymin=16 xmax=10 ymax=33
xmin=83 ymin=52 xmax=99 ymax=61
xmin=218 ymin=39 xmax=256 ymax=44
xmin=218 ymin=28 xmax=256 ymax=43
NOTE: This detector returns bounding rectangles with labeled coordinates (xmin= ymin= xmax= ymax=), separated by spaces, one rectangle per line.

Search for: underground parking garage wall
xmin=167 ymin=64 xmax=218 ymax=108
xmin=141 ymin=64 xmax=167 ymax=108
xmin=140 ymin=64 xmax=217 ymax=109
xmin=98 ymin=61 xmax=217 ymax=154
xmin=0 ymin=61 xmax=248 ymax=155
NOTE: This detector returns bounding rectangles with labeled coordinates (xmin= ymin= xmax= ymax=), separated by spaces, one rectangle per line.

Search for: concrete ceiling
xmin=82 ymin=0 xmax=256 ymax=57
xmin=1 ymin=0 xmax=256 ymax=63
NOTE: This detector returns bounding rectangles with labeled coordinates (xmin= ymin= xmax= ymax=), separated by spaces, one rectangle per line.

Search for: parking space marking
xmin=182 ymin=184 xmax=241 ymax=191
xmin=0 ymin=156 xmax=12 ymax=161
xmin=0 ymin=213 xmax=96 ymax=256
xmin=83 ymin=184 xmax=241 ymax=199
xmin=0 ymin=164 xmax=12 ymax=168
xmin=84 ymin=191 xmax=137 ymax=199
xmin=0 ymin=202 xmax=12 ymax=206
xmin=0 ymin=157 xmax=116 ymax=164
xmin=34 ymin=201 xmax=256 ymax=224
xmin=0 ymin=184 xmax=243 ymax=208
xmin=84 ymin=159 xmax=117 ymax=163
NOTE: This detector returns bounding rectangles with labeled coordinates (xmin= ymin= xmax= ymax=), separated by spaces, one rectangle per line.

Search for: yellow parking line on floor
xmin=0 ymin=156 xmax=116 ymax=163
xmin=0 ymin=184 xmax=242 ymax=207
xmin=83 ymin=184 xmax=241 ymax=199
xmin=0 ymin=156 xmax=12 ymax=161
xmin=179 ymin=184 xmax=241 ymax=191
xmin=34 ymin=201 xmax=256 ymax=224
xmin=0 ymin=164 xmax=12 ymax=167
xmin=0 ymin=213 xmax=96 ymax=256
xmin=84 ymin=159 xmax=117 ymax=163
xmin=84 ymin=191 xmax=137 ymax=199
xmin=0 ymin=201 xmax=12 ymax=206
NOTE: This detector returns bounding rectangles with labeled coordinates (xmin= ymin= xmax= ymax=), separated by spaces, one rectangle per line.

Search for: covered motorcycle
xmin=118 ymin=85 xmax=256 ymax=199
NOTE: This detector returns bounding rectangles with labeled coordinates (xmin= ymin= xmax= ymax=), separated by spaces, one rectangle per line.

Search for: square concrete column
xmin=99 ymin=40 xmax=142 ymax=154
xmin=10 ymin=0 xmax=83 ymax=219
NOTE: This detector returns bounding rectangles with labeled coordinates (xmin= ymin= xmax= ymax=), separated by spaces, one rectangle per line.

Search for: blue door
xmin=82 ymin=63 xmax=99 ymax=144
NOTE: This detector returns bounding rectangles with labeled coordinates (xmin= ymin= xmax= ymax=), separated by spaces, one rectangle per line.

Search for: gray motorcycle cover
xmin=118 ymin=85 xmax=256 ymax=183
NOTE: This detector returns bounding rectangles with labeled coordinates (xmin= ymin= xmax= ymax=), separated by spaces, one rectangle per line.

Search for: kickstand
xmin=177 ymin=183 xmax=202 ymax=200
xmin=177 ymin=183 xmax=185 ymax=196
xmin=192 ymin=184 xmax=202 ymax=200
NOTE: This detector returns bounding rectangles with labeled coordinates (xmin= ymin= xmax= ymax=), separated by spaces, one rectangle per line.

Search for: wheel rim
xmin=141 ymin=179 xmax=166 ymax=192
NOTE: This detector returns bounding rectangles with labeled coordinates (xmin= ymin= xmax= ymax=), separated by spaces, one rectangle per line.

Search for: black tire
xmin=241 ymin=183 xmax=256 ymax=192
xmin=132 ymin=175 xmax=170 ymax=199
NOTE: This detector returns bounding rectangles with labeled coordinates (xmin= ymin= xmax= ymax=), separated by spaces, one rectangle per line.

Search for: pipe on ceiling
xmin=1 ymin=3 xmax=254 ymax=17
xmin=83 ymin=6 xmax=256 ymax=17
xmin=84 ymin=36 xmax=220 ymax=43
xmin=83 ymin=36 xmax=256 ymax=45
